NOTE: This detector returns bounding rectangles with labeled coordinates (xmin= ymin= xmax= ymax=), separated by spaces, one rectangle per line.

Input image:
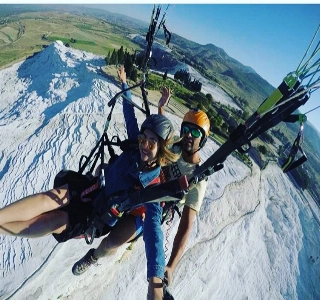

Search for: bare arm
xmin=165 ymin=205 xmax=197 ymax=284
xmin=117 ymin=65 xmax=127 ymax=84
xmin=158 ymin=86 xmax=171 ymax=116
xmin=158 ymin=105 xmax=165 ymax=116
xmin=118 ymin=66 xmax=139 ymax=138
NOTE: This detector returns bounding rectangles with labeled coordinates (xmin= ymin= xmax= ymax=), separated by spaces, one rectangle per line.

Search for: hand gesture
xmin=117 ymin=66 xmax=127 ymax=84
xmin=158 ymin=86 xmax=171 ymax=108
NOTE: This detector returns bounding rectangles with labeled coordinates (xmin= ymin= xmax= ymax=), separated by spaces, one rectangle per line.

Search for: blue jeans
xmin=134 ymin=215 xmax=143 ymax=236
xmin=143 ymin=202 xmax=165 ymax=280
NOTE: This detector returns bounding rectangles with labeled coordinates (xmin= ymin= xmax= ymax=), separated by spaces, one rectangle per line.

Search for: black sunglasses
xmin=182 ymin=125 xmax=202 ymax=138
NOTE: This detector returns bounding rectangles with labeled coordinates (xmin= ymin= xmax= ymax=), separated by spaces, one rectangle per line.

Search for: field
xmin=0 ymin=11 xmax=142 ymax=69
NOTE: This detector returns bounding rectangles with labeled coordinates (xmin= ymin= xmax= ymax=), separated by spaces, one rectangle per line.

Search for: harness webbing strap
xmin=80 ymin=182 xmax=99 ymax=202
xmin=281 ymin=126 xmax=307 ymax=173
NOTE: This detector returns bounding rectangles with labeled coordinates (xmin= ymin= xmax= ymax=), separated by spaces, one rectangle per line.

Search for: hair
xmin=156 ymin=134 xmax=182 ymax=167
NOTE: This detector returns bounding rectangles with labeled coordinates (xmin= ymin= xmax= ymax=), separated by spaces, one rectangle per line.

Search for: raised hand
xmin=117 ymin=65 xmax=127 ymax=84
xmin=158 ymin=86 xmax=171 ymax=108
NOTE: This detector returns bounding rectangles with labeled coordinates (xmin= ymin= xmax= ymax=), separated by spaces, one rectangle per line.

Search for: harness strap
xmin=281 ymin=123 xmax=307 ymax=173
xmin=80 ymin=182 xmax=100 ymax=202
xmin=130 ymin=176 xmax=161 ymax=216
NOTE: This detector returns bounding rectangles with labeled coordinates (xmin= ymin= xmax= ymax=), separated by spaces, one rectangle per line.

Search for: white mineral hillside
xmin=0 ymin=41 xmax=319 ymax=300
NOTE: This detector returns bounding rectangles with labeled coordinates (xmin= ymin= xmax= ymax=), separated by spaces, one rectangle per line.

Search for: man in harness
xmin=144 ymin=89 xmax=210 ymax=300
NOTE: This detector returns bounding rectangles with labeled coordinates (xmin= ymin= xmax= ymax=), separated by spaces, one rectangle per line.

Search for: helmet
xmin=182 ymin=109 xmax=210 ymax=148
xmin=182 ymin=109 xmax=210 ymax=136
xmin=141 ymin=114 xmax=174 ymax=140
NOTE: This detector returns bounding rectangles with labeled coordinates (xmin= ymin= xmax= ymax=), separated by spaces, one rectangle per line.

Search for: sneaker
xmin=72 ymin=248 xmax=98 ymax=276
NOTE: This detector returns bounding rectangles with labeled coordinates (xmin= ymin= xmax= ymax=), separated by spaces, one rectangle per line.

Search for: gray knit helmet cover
xmin=140 ymin=114 xmax=174 ymax=140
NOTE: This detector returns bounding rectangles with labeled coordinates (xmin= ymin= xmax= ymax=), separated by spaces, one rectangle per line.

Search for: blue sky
xmin=85 ymin=3 xmax=320 ymax=133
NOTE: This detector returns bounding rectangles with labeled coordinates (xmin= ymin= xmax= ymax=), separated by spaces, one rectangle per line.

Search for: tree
xmin=109 ymin=49 xmax=118 ymax=65
xmin=221 ymin=122 xmax=228 ymax=131
xmin=213 ymin=115 xmax=223 ymax=128
xmin=260 ymin=132 xmax=274 ymax=144
xmin=193 ymin=92 xmax=209 ymax=108
xmin=163 ymin=70 xmax=168 ymax=81
xmin=117 ymin=46 xmax=125 ymax=64
xmin=206 ymin=93 xmax=213 ymax=103
xmin=131 ymin=68 xmax=138 ymax=82
xmin=258 ymin=145 xmax=267 ymax=155
xmin=174 ymin=69 xmax=202 ymax=92
xmin=190 ymin=79 xmax=202 ymax=92
xmin=124 ymin=53 xmax=133 ymax=79
xmin=105 ymin=51 xmax=111 ymax=65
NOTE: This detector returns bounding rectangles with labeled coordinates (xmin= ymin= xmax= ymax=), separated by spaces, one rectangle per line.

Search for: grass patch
xmin=47 ymin=36 xmax=96 ymax=46
xmin=75 ymin=24 xmax=93 ymax=31
xmin=0 ymin=11 xmax=142 ymax=69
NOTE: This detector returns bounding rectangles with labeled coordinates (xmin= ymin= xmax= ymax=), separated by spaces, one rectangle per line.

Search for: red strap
xmin=80 ymin=182 xmax=99 ymax=202
xmin=149 ymin=176 xmax=161 ymax=185
xmin=159 ymin=168 xmax=166 ymax=183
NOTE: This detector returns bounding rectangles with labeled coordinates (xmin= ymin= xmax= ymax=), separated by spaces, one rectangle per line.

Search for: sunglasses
xmin=138 ymin=134 xmax=157 ymax=150
xmin=182 ymin=125 xmax=202 ymax=138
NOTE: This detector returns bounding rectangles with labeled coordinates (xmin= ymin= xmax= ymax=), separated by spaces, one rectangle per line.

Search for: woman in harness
xmin=0 ymin=67 xmax=179 ymax=275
